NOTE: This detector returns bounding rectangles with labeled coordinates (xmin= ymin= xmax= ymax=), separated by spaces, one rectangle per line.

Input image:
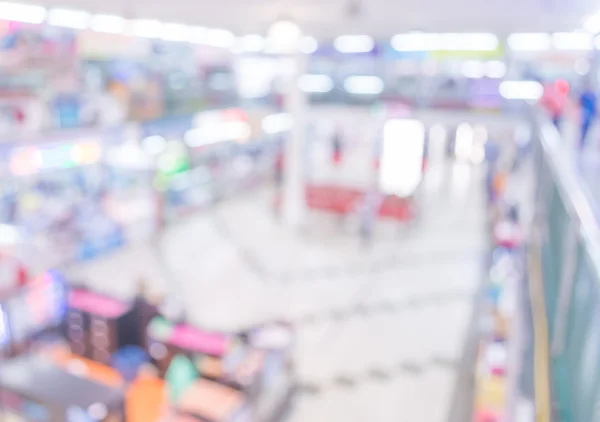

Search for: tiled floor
xmin=65 ymin=150 xmax=487 ymax=421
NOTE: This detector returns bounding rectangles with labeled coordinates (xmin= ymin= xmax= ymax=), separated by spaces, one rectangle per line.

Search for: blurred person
xmin=485 ymin=140 xmax=500 ymax=165
xmin=331 ymin=126 xmax=344 ymax=165
xmin=74 ymin=170 xmax=88 ymax=196
xmin=16 ymin=263 xmax=28 ymax=288
xmin=273 ymin=143 xmax=285 ymax=216
xmin=446 ymin=126 xmax=456 ymax=157
xmin=579 ymin=83 xmax=597 ymax=149
xmin=373 ymin=137 xmax=382 ymax=170
xmin=133 ymin=277 xmax=161 ymax=349
xmin=359 ymin=188 xmax=380 ymax=248
xmin=0 ymin=252 xmax=28 ymax=289
xmin=491 ymin=169 xmax=507 ymax=203
xmin=422 ymin=132 xmax=429 ymax=172
xmin=486 ymin=151 xmax=506 ymax=204
xmin=508 ymin=204 xmax=520 ymax=223
xmin=3 ymin=190 xmax=18 ymax=223
xmin=274 ymin=143 xmax=285 ymax=189
xmin=12 ymin=106 xmax=25 ymax=125
xmin=541 ymin=79 xmax=569 ymax=129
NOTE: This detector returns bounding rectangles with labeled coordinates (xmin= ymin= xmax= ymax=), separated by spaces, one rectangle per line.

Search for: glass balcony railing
xmin=532 ymin=112 xmax=600 ymax=421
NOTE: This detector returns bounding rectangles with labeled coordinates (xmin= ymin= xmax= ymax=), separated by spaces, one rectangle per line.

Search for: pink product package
xmin=69 ymin=289 xmax=129 ymax=318
xmin=168 ymin=324 xmax=229 ymax=356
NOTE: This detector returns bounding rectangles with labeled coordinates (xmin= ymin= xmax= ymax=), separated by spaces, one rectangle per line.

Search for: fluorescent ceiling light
xmin=267 ymin=20 xmax=301 ymax=53
xmin=343 ymin=75 xmax=384 ymax=95
xmin=298 ymin=74 xmax=334 ymax=93
xmin=90 ymin=14 xmax=126 ymax=33
xmin=161 ymin=23 xmax=190 ymax=42
xmin=206 ymin=28 xmax=235 ymax=48
xmin=47 ymin=8 xmax=90 ymax=29
xmin=334 ymin=35 xmax=374 ymax=53
xmin=391 ymin=32 xmax=440 ymax=52
xmin=188 ymin=26 xmax=209 ymax=44
xmin=507 ymin=33 xmax=551 ymax=51
xmin=299 ymin=36 xmax=318 ymax=54
xmin=130 ymin=19 xmax=163 ymax=38
xmin=262 ymin=113 xmax=294 ymax=134
xmin=391 ymin=32 xmax=497 ymax=52
xmin=552 ymin=32 xmax=593 ymax=50
xmin=486 ymin=60 xmax=507 ymax=78
xmin=499 ymin=80 xmax=543 ymax=100
xmin=238 ymin=34 xmax=265 ymax=52
xmin=0 ymin=1 xmax=46 ymax=24
xmin=461 ymin=60 xmax=485 ymax=78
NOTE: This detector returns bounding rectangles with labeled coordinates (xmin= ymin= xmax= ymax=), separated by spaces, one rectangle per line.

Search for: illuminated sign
xmin=186 ymin=108 xmax=252 ymax=147
xmin=9 ymin=140 xmax=102 ymax=176
xmin=379 ymin=119 xmax=425 ymax=198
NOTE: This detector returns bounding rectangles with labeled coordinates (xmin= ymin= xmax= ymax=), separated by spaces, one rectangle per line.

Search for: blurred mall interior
xmin=1 ymin=0 xmax=600 ymax=421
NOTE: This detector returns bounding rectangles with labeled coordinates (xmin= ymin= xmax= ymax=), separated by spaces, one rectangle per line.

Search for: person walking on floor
xmin=579 ymin=83 xmax=597 ymax=150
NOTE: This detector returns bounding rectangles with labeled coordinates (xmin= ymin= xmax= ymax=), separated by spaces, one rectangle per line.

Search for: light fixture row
xmin=0 ymin=2 xmax=597 ymax=54
xmin=392 ymin=32 xmax=600 ymax=53
xmin=0 ymin=1 xmax=318 ymax=52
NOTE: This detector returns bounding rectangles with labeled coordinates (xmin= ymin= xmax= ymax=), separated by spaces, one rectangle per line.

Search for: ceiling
xmin=41 ymin=0 xmax=597 ymax=38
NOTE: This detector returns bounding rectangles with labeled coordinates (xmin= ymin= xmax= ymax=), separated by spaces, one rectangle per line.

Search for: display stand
xmin=472 ymin=164 xmax=527 ymax=422
xmin=0 ymin=279 xmax=296 ymax=422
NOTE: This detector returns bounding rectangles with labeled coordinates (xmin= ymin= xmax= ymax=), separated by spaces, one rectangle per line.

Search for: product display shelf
xmin=472 ymin=192 xmax=527 ymax=422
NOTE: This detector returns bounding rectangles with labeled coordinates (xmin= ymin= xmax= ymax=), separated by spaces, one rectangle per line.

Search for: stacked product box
xmin=148 ymin=317 xmax=296 ymax=422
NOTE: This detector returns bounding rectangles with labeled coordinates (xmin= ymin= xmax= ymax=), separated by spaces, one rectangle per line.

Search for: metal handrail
xmin=533 ymin=110 xmax=600 ymax=422
xmin=535 ymin=112 xmax=600 ymax=282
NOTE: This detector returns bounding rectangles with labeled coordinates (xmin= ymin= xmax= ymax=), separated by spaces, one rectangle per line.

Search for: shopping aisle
xmin=66 ymin=151 xmax=486 ymax=421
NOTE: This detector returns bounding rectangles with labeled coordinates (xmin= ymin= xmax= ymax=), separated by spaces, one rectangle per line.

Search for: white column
xmin=282 ymin=52 xmax=307 ymax=227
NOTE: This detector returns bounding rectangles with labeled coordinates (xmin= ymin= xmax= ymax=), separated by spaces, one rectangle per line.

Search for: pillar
xmin=282 ymin=51 xmax=308 ymax=228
